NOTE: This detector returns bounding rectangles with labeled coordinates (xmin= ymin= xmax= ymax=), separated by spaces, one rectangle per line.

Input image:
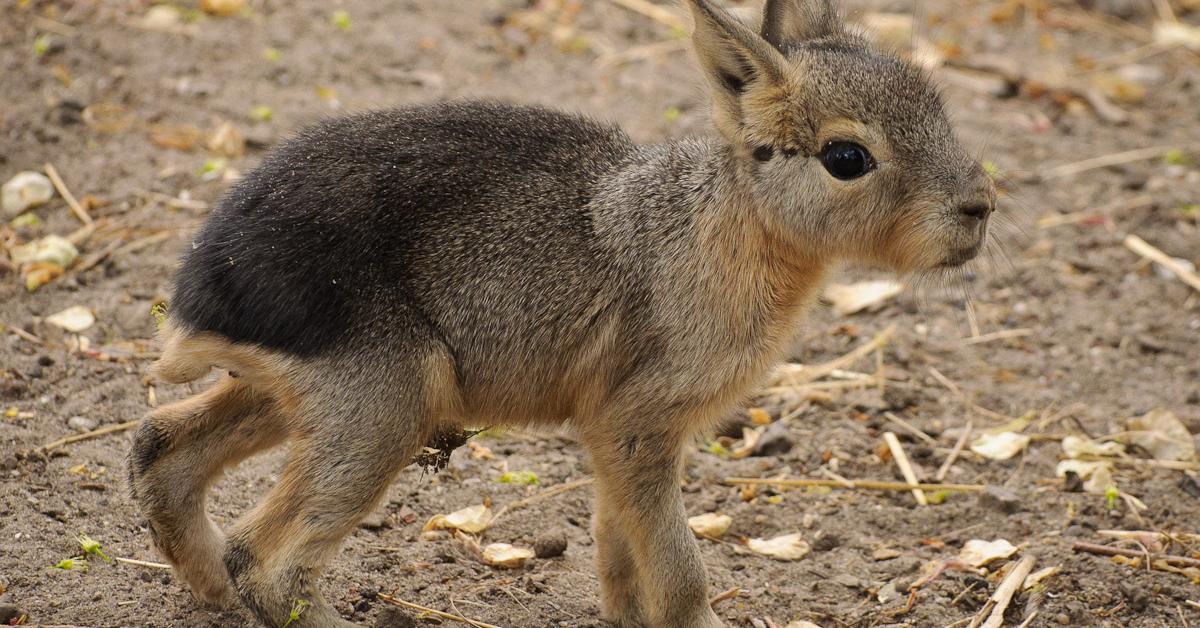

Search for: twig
xmin=708 ymin=586 xmax=741 ymax=608
xmin=1124 ymin=234 xmax=1200 ymax=293
xmin=40 ymin=419 xmax=140 ymax=452
xmin=883 ymin=412 xmax=938 ymax=447
xmin=774 ymin=324 xmax=896 ymax=386
xmin=936 ymin=421 xmax=973 ymax=482
xmin=963 ymin=328 xmax=1033 ymax=345
xmin=600 ymin=0 xmax=686 ymax=30
xmin=970 ymin=555 xmax=1035 ymax=628
xmin=134 ymin=189 xmax=210 ymax=212
xmin=1 ymin=320 xmax=47 ymax=346
xmin=883 ymin=432 xmax=927 ymax=505
xmin=378 ymin=594 xmax=501 ymax=628
xmin=1041 ymin=145 xmax=1188 ymax=180
xmin=724 ymin=477 xmax=985 ymax=493
xmin=115 ymin=557 xmax=172 ymax=570
xmin=492 ymin=478 xmax=594 ymax=524
xmin=927 ymin=367 xmax=1012 ymax=423
xmin=1073 ymin=542 xmax=1200 ymax=569
xmin=44 ymin=162 xmax=94 ymax=227
xmin=1187 ymin=600 xmax=1200 ymax=611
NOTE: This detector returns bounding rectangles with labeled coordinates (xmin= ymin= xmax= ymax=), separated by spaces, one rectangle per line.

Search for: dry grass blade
xmin=936 ymin=421 xmax=973 ymax=482
xmin=883 ymin=431 xmax=927 ymax=505
xmin=725 ymin=477 xmax=984 ymax=493
xmin=1073 ymin=541 xmax=1200 ymax=568
xmin=883 ymin=412 xmax=938 ymax=446
xmin=491 ymin=477 xmax=593 ymax=524
xmin=44 ymin=162 xmax=94 ymax=227
xmin=970 ymin=555 xmax=1035 ymax=628
xmin=962 ymin=328 xmax=1033 ymax=345
xmin=114 ymin=557 xmax=172 ymax=569
xmin=1040 ymin=145 xmax=1188 ymax=180
xmin=774 ymin=324 xmax=896 ymax=386
xmin=601 ymin=0 xmax=686 ymax=30
xmin=40 ymin=419 xmax=140 ymax=452
xmin=1124 ymin=234 xmax=1200 ymax=293
xmin=378 ymin=594 xmax=501 ymax=628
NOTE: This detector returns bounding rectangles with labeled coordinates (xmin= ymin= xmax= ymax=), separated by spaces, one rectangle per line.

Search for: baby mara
xmin=127 ymin=0 xmax=994 ymax=626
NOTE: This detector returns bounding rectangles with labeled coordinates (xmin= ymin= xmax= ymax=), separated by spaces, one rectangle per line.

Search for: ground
xmin=2 ymin=0 xmax=1200 ymax=627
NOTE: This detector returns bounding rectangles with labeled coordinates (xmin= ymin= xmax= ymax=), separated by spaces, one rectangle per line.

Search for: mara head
xmin=685 ymin=0 xmax=995 ymax=273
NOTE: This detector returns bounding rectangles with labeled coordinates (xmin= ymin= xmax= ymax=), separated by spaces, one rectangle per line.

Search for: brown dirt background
xmin=2 ymin=1 xmax=1199 ymax=626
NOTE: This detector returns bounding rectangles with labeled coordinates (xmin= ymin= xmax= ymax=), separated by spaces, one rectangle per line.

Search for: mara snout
xmin=127 ymin=1 xmax=996 ymax=627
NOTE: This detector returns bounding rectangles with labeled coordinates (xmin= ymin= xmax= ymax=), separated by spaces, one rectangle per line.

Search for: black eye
xmin=820 ymin=141 xmax=874 ymax=180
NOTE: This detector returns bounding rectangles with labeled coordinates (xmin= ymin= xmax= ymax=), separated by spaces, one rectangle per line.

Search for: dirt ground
xmin=3 ymin=0 xmax=1200 ymax=626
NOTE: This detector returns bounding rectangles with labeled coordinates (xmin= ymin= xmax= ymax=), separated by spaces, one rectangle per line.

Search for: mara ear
xmin=761 ymin=0 xmax=843 ymax=50
xmin=684 ymin=0 xmax=788 ymax=134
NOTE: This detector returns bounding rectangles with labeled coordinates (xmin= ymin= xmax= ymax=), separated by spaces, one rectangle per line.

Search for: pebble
xmin=812 ymin=532 xmax=841 ymax=551
xmin=978 ymin=485 xmax=1021 ymax=514
xmin=2 ymin=171 xmax=54 ymax=217
xmin=534 ymin=532 xmax=568 ymax=559
xmin=67 ymin=416 xmax=98 ymax=432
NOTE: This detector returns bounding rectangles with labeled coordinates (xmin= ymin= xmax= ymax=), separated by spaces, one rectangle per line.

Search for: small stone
xmin=1055 ymin=613 xmax=1071 ymax=625
xmin=751 ymin=420 xmax=793 ymax=457
xmin=534 ymin=532 xmax=568 ymax=558
xmin=67 ymin=416 xmax=98 ymax=432
xmin=374 ymin=606 xmax=416 ymax=628
xmin=37 ymin=355 xmax=54 ymax=367
xmin=978 ymin=485 xmax=1021 ymax=514
xmin=359 ymin=585 xmax=378 ymax=600
xmin=2 ymin=171 xmax=54 ymax=217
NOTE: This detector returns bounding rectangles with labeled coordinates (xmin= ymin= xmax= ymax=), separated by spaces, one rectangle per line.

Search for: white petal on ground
xmin=423 ymin=504 xmax=493 ymax=534
xmin=747 ymin=533 xmax=810 ymax=561
xmin=959 ymin=539 xmax=1018 ymax=567
xmin=1062 ymin=435 xmax=1125 ymax=459
xmin=688 ymin=513 xmax=733 ymax=538
xmin=481 ymin=543 xmax=535 ymax=569
xmin=1126 ymin=408 xmax=1195 ymax=461
xmin=45 ymin=306 xmax=95 ymax=332
xmin=970 ymin=431 xmax=1031 ymax=461
xmin=824 ymin=280 xmax=904 ymax=316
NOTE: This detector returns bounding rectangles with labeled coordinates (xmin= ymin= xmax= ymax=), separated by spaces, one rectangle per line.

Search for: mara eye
xmin=820 ymin=141 xmax=875 ymax=180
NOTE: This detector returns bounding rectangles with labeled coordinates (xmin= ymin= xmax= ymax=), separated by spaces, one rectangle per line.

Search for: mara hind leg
xmin=128 ymin=375 xmax=288 ymax=606
xmin=222 ymin=347 xmax=453 ymax=627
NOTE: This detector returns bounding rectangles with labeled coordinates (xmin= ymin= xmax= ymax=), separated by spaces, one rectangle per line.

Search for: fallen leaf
xmin=1062 ymin=435 xmax=1124 ymax=458
xmin=423 ymin=504 xmax=493 ymax=534
xmin=1055 ymin=459 xmax=1115 ymax=493
xmin=824 ymin=280 xmax=904 ymax=315
xmin=45 ymin=305 xmax=95 ymax=332
xmin=206 ymin=120 xmax=245 ymax=157
xmin=200 ymin=0 xmax=244 ymax=17
xmin=481 ymin=543 xmax=535 ymax=569
xmin=149 ymin=123 xmax=202 ymax=151
xmin=959 ymin=539 xmax=1018 ymax=567
xmin=1125 ymin=408 xmax=1195 ymax=461
xmin=970 ymin=431 xmax=1030 ymax=461
xmin=1154 ymin=21 xmax=1200 ymax=51
xmin=688 ymin=513 xmax=732 ymax=538
xmin=747 ymin=533 xmax=810 ymax=561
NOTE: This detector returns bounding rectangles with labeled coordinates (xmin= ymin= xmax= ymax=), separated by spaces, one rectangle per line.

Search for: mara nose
xmin=959 ymin=201 xmax=992 ymax=220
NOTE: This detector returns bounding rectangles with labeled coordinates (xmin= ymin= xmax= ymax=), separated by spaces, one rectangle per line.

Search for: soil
xmin=2 ymin=1 xmax=1200 ymax=627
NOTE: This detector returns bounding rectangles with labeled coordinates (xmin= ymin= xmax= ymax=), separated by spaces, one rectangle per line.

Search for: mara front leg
xmin=582 ymin=422 xmax=723 ymax=628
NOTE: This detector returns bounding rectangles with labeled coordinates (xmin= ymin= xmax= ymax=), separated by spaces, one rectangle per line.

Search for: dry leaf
xmin=1055 ymin=459 xmax=1114 ymax=493
xmin=423 ymin=504 xmax=493 ymax=534
xmin=1125 ymin=408 xmax=1195 ymax=461
xmin=959 ymin=539 xmax=1018 ymax=567
xmin=970 ymin=431 xmax=1030 ymax=461
xmin=688 ymin=513 xmax=732 ymax=538
xmin=824 ymin=280 xmax=904 ymax=315
xmin=481 ymin=543 xmax=535 ymax=569
xmin=10 ymin=234 xmax=78 ymax=268
xmin=1062 ymin=435 xmax=1124 ymax=458
xmin=206 ymin=120 xmax=246 ymax=158
xmin=45 ymin=306 xmax=95 ymax=332
xmin=747 ymin=533 xmax=810 ymax=561
xmin=149 ymin=123 xmax=202 ymax=151
xmin=1154 ymin=21 xmax=1200 ymax=51
xmin=201 ymin=0 xmax=244 ymax=17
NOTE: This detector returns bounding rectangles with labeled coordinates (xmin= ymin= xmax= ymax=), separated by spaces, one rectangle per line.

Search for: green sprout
xmin=1163 ymin=149 xmax=1188 ymax=166
xmin=331 ymin=9 xmax=351 ymax=31
xmin=10 ymin=212 xmax=42 ymax=228
xmin=1104 ymin=485 xmax=1120 ymax=511
xmin=927 ymin=490 xmax=949 ymax=505
xmin=200 ymin=157 xmax=228 ymax=177
xmin=663 ymin=106 xmax=682 ymax=123
xmin=250 ymin=105 xmax=273 ymax=122
xmin=33 ymin=34 xmax=52 ymax=56
xmin=263 ymin=47 xmax=282 ymax=62
xmin=281 ymin=598 xmax=310 ymax=628
xmin=703 ymin=440 xmax=729 ymax=458
xmin=497 ymin=470 xmax=539 ymax=485
xmin=77 ymin=533 xmax=111 ymax=563
xmin=51 ymin=558 xmax=86 ymax=571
